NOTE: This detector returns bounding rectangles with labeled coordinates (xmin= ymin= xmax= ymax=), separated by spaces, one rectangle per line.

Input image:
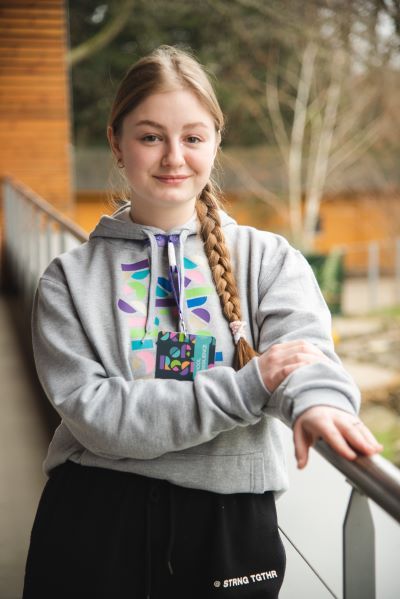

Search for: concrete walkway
xmin=341 ymin=276 xmax=400 ymax=315
xmin=333 ymin=314 xmax=400 ymax=398
xmin=0 ymin=294 xmax=49 ymax=599
xmin=277 ymin=423 xmax=400 ymax=599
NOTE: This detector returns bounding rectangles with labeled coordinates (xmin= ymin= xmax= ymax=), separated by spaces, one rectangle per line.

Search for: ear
xmin=213 ymin=129 xmax=222 ymax=160
xmin=107 ymin=126 xmax=122 ymax=161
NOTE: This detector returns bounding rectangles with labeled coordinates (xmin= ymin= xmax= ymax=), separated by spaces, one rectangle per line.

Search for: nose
xmin=161 ymin=139 xmax=185 ymax=168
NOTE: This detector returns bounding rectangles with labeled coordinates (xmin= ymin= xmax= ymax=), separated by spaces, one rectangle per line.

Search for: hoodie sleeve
xmin=32 ymin=277 xmax=269 ymax=460
xmin=254 ymin=240 xmax=360 ymax=426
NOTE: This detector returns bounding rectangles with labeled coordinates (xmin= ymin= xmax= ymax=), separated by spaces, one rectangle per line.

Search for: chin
xmin=157 ymin=193 xmax=196 ymax=205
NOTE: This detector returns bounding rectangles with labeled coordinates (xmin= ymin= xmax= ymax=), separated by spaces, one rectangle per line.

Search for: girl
xmin=23 ymin=45 xmax=381 ymax=598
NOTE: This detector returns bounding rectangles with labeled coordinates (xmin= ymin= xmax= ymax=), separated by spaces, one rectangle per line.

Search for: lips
xmin=154 ymin=175 xmax=190 ymax=182
xmin=155 ymin=175 xmax=189 ymax=185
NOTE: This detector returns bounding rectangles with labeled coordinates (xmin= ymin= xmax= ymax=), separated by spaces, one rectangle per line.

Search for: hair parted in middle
xmin=107 ymin=45 xmax=259 ymax=370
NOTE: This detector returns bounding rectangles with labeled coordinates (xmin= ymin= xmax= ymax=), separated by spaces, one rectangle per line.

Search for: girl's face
xmin=108 ymin=89 xmax=220 ymax=230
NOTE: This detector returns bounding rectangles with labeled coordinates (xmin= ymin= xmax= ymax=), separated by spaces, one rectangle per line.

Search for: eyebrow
xmin=134 ymin=119 xmax=210 ymax=130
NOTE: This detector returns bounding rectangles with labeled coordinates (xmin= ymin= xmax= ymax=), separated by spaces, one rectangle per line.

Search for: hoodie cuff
xmin=235 ymin=356 xmax=272 ymax=417
xmin=253 ymin=356 xmax=273 ymax=395
xmin=290 ymin=388 xmax=358 ymax=424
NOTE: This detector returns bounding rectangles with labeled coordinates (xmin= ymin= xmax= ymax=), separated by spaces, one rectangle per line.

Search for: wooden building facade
xmin=0 ymin=0 xmax=72 ymax=211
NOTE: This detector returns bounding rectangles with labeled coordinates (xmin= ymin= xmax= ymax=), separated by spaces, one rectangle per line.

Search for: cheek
xmin=121 ymin=141 xmax=156 ymax=169
xmin=191 ymin=148 xmax=215 ymax=175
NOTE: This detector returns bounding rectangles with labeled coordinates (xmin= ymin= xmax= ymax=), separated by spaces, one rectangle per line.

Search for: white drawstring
xmin=167 ymin=239 xmax=187 ymax=334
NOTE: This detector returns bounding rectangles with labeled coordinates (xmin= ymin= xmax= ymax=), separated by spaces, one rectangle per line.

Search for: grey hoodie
xmin=32 ymin=203 xmax=360 ymax=495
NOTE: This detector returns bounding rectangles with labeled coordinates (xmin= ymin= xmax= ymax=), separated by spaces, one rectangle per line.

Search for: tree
xmin=68 ymin=0 xmax=135 ymax=67
xmin=212 ymin=0 xmax=400 ymax=250
xmin=67 ymin=0 xmax=400 ymax=250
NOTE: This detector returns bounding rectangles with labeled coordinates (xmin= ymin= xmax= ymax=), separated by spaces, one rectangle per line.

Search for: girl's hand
xmin=258 ymin=339 xmax=330 ymax=393
xmin=293 ymin=406 xmax=383 ymax=469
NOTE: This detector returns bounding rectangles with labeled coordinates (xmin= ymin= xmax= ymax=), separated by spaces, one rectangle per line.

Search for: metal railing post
xmin=367 ymin=242 xmax=379 ymax=311
xmin=59 ymin=228 xmax=67 ymax=254
xmin=32 ymin=208 xmax=41 ymax=297
xmin=343 ymin=486 xmax=375 ymax=599
xmin=45 ymin=219 xmax=53 ymax=267
xmin=15 ymin=189 xmax=24 ymax=294
xmin=2 ymin=176 xmax=88 ymax=296
xmin=395 ymin=238 xmax=400 ymax=304
xmin=24 ymin=201 xmax=35 ymax=310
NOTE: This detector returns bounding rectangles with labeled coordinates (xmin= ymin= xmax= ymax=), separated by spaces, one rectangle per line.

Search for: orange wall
xmin=0 ymin=0 xmax=72 ymax=211
xmin=71 ymin=191 xmax=113 ymax=233
xmin=314 ymin=194 xmax=400 ymax=273
xmin=228 ymin=191 xmax=400 ymax=273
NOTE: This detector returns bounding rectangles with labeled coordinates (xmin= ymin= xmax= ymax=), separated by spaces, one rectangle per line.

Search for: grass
xmin=373 ymin=427 xmax=400 ymax=466
xmin=366 ymin=304 xmax=400 ymax=319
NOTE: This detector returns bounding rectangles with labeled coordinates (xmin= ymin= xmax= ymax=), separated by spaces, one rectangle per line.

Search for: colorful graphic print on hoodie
xmin=117 ymin=253 xmax=223 ymax=378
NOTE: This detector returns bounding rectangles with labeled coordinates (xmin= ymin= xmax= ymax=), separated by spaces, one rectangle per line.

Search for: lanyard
xmin=167 ymin=238 xmax=187 ymax=334
xmin=152 ymin=233 xmax=187 ymax=333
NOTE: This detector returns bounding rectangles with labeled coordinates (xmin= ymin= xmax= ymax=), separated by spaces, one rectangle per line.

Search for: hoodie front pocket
xmin=165 ymin=452 xmax=266 ymax=494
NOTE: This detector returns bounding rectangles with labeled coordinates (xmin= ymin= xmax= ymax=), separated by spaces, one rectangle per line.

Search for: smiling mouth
xmin=154 ymin=175 xmax=191 ymax=183
xmin=155 ymin=175 xmax=190 ymax=179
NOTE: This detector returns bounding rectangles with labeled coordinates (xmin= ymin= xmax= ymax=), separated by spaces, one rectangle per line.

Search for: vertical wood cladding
xmin=0 ymin=0 xmax=73 ymax=210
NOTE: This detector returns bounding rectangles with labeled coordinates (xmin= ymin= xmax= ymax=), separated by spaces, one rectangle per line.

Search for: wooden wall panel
xmin=0 ymin=0 xmax=72 ymax=210
xmin=314 ymin=194 xmax=400 ymax=274
xmin=228 ymin=191 xmax=400 ymax=274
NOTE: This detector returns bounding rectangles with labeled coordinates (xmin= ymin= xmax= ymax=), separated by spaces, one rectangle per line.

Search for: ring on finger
xmin=352 ymin=421 xmax=362 ymax=427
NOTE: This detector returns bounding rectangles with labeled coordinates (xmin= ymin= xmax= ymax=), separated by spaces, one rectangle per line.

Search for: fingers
xmin=318 ymin=422 xmax=359 ymax=461
xmin=293 ymin=420 xmax=312 ymax=469
xmin=294 ymin=418 xmax=357 ymax=468
xmin=259 ymin=339 xmax=331 ymax=392
xmin=338 ymin=419 xmax=383 ymax=456
xmin=293 ymin=407 xmax=383 ymax=473
xmin=270 ymin=339 xmax=326 ymax=353
xmin=267 ymin=340 xmax=326 ymax=361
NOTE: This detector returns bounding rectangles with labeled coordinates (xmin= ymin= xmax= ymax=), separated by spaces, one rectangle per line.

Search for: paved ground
xmin=277 ymin=423 xmax=400 ymax=599
xmin=0 ymin=294 xmax=49 ymax=599
xmin=341 ymin=276 xmax=400 ymax=316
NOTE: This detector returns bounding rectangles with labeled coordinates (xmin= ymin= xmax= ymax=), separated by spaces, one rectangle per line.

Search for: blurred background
xmin=0 ymin=0 xmax=399 ymax=597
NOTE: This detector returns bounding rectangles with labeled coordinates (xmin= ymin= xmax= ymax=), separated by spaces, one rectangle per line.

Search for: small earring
xmin=117 ymin=158 xmax=124 ymax=169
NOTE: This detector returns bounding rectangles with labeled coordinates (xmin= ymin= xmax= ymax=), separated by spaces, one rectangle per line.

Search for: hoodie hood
xmin=88 ymin=201 xmax=237 ymax=241
xmin=88 ymin=202 xmax=237 ymax=341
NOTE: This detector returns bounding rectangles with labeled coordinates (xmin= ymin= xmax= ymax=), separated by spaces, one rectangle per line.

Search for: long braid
xmin=196 ymin=183 xmax=259 ymax=370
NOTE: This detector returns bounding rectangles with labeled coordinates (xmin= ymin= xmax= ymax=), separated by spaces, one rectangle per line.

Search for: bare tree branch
xmin=288 ymin=41 xmax=318 ymax=242
xmin=265 ymin=63 xmax=290 ymax=167
xmin=221 ymin=152 xmax=285 ymax=216
xmin=303 ymin=49 xmax=346 ymax=249
xmin=327 ymin=119 xmax=382 ymax=175
xmin=68 ymin=0 xmax=135 ymax=67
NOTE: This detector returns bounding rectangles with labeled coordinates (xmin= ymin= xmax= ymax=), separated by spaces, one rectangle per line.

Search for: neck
xmin=130 ymin=201 xmax=197 ymax=232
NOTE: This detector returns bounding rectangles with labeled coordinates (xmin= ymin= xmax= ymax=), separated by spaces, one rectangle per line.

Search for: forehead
xmin=123 ymin=89 xmax=216 ymax=131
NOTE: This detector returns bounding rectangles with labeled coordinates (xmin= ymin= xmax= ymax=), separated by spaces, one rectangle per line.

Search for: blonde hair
xmin=107 ymin=45 xmax=259 ymax=369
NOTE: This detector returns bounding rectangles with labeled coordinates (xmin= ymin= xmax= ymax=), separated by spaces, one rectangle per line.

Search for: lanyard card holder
xmin=155 ymin=331 xmax=216 ymax=381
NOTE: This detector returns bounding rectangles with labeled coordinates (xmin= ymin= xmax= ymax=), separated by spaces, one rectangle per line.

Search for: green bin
xmin=305 ymin=250 xmax=344 ymax=315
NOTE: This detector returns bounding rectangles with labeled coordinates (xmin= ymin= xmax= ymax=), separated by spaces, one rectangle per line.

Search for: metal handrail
xmin=2 ymin=175 xmax=88 ymax=243
xmin=1 ymin=176 xmax=89 ymax=303
xmin=316 ymin=440 xmax=400 ymax=523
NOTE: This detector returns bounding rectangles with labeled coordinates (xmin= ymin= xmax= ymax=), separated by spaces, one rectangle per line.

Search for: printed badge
xmin=155 ymin=331 xmax=216 ymax=381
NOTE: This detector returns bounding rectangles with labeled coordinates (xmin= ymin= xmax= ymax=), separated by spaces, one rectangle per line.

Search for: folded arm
xmin=32 ymin=277 xmax=269 ymax=460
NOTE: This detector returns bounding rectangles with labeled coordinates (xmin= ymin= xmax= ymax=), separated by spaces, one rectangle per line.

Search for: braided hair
xmin=195 ymin=182 xmax=259 ymax=370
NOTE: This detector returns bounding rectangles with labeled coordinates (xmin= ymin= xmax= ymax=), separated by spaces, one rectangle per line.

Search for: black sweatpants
xmin=23 ymin=461 xmax=286 ymax=598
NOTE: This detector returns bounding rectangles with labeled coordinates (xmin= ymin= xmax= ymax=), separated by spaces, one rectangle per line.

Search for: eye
xmin=142 ymin=134 xmax=161 ymax=143
xmin=186 ymin=136 xmax=201 ymax=144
